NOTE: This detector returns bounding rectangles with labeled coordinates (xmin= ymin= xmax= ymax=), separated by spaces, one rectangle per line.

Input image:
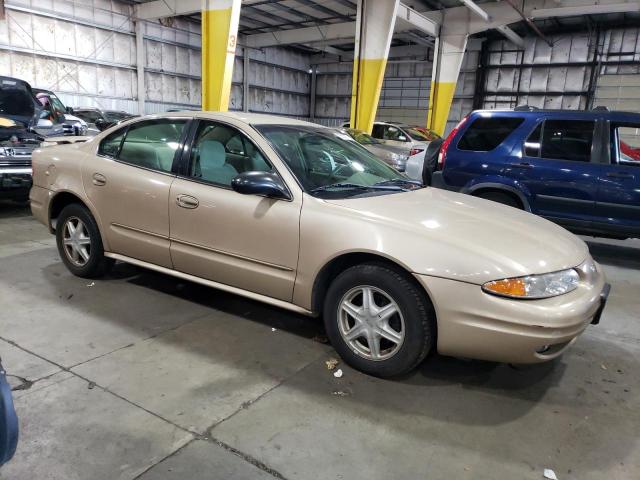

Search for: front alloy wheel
xmin=324 ymin=263 xmax=435 ymax=377
xmin=338 ymin=286 xmax=405 ymax=361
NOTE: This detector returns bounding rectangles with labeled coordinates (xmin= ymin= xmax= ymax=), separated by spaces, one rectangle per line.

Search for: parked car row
xmin=340 ymin=121 xmax=441 ymax=175
xmin=72 ymin=108 xmax=136 ymax=132
xmin=30 ymin=111 xmax=609 ymax=378
xmin=0 ymin=75 xmax=137 ymax=202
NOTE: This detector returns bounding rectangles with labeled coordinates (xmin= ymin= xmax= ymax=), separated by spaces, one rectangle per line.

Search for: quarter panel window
xmin=540 ymin=120 xmax=594 ymax=162
xmin=524 ymin=123 xmax=542 ymax=157
xmin=98 ymin=128 xmax=125 ymax=157
xmin=188 ymin=121 xmax=272 ymax=187
xmin=457 ymin=117 xmax=524 ymax=151
xmin=612 ymin=124 xmax=640 ymax=166
xmin=117 ymin=119 xmax=186 ymax=172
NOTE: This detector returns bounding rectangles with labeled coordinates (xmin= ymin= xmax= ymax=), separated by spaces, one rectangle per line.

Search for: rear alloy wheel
xmin=62 ymin=216 xmax=91 ymax=267
xmin=324 ymin=263 xmax=435 ymax=377
xmin=56 ymin=203 xmax=113 ymax=278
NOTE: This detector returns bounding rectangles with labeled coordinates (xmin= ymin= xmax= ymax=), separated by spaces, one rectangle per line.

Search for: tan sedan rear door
xmin=83 ymin=118 xmax=188 ymax=268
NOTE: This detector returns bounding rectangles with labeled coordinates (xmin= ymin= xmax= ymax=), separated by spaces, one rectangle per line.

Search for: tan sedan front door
xmin=83 ymin=118 xmax=188 ymax=268
xmin=168 ymin=120 xmax=302 ymax=302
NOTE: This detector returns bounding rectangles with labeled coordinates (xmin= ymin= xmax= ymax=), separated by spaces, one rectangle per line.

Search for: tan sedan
xmin=29 ymin=112 xmax=609 ymax=377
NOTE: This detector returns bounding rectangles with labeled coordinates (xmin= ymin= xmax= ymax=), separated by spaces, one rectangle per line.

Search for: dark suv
xmin=432 ymin=108 xmax=640 ymax=239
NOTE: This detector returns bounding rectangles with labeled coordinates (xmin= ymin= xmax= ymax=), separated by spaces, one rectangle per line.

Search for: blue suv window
xmin=525 ymin=120 xmax=594 ymax=162
xmin=611 ymin=123 xmax=640 ymax=166
xmin=457 ymin=117 xmax=524 ymax=151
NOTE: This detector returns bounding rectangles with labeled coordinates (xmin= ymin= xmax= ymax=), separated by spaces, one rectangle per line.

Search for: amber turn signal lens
xmin=483 ymin=278 xmax=527 ymax=297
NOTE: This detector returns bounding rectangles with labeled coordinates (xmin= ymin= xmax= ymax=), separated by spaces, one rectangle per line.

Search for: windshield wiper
xmin=374 ymin=178 xmax=423 ymax=189
xmin=310 ymin=182 xmax=406 ymax=194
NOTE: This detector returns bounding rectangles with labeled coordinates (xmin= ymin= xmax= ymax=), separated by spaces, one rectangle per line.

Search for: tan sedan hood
xmin=324 ymin=187 xmax=588 ymax=284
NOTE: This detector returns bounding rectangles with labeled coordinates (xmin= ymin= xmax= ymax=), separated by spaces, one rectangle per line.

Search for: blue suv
xmin=432 ymin=108 xmax=640 ymax=239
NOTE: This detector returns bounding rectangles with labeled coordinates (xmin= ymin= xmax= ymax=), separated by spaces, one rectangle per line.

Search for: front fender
xmin=462 ymin=176 xmax=533 ymax=212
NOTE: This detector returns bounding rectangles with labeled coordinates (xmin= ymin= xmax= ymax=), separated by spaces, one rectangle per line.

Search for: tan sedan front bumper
xmin=415 ymin=259 xmax=607 ymax=364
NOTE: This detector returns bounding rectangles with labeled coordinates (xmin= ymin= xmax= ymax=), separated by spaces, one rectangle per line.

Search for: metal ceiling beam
xmin=293 ymin=0 xmax=354 ymax=22
xmin=455 ymin=0 xmax=527 ymax=48
xmin=243 ymin=21 xmax=356 ymax=48
xmin=460 ymin=0 xmax=490 ymax=21
xmin=243 ymin=2 xmax=439 ymax=48
xmin=395 ymin=3 xmax=439 ymax=37
xmin=136 ymin=0 xmax=199 ymax=19
xmin=310 ymin=43 xmax=430 ymax=64
xmin=530 ymin=2 xmax=640 ymax=19
xmin=502 ymin=0 xmax=552 ymax=47
xmin=495 ymin=25 xmax=524 ymax=48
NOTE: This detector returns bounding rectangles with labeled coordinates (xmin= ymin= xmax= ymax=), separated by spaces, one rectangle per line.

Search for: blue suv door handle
xmin=606 ymin=172 xmax=634 ymax=179
xmin=510 ymin=162 xmax=533 ymax=169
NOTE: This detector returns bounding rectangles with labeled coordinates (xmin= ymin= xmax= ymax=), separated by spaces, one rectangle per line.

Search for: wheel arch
xmin=466 ymin=182 xmax=531 ymax=211
xmin=48 ymin=191 xmax=108 ymax=249
xmin=310 ymin=251 xmax=436 ymax=320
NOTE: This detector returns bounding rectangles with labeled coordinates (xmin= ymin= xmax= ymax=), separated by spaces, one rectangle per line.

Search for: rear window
xmin=457 ymin=117 xmax=524 ymax=151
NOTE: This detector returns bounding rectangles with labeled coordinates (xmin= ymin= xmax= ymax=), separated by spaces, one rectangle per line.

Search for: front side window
xmin=117 ymin=119 xmax=186 ymax=172
xmin=188 ymin=121 xmax=272 ymax=186
xmin=458 ymin=116 xmax=524 ymax=152
xmin=371 ymin=124 xmax=385 ymax=139
xmin=612 ymin=124 xmax=640 ymax=165
xmin=48 ymin=95 xmax=67 ymax=117
xmin=257 ymin=125 xmax=420 ymax=198
xmin=384 ymin=126 xmax=407 ymax=141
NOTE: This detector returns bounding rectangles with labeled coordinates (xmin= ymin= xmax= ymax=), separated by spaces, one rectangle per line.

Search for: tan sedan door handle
xmin=92 ymin=173 xmax=107 ymax=186
xmin=176 ymin=194 xmax=199 ymax=209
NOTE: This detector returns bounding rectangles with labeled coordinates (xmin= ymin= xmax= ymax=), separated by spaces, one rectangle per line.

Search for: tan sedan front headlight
xmin=482 ymin=269 xmax=580 ymax=299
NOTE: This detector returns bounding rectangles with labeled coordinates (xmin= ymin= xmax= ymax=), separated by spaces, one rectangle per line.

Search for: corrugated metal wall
xmin=0 ymin=0 xmax=141 ymax=111
xmin=0 ymin=0 xmax=312 ymax=116
xmin=313 ymin=40 xmax=481 ymax=133
xmin=479 ymin=27 xmax=640 ymax=112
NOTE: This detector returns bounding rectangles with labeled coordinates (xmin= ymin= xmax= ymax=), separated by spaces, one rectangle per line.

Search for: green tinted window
xmin=117 ymin=120 xmax=186 ymax=172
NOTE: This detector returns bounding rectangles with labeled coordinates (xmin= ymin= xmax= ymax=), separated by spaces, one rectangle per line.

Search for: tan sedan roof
xmin=143 ymin=110 xmax=325 ymax=128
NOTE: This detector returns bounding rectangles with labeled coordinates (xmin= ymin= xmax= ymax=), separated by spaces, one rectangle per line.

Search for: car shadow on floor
xmin=114 ymin=262 xmax=567 ymax=409
xmin=586 ymin=239 xmax=640 ymax=270
xmin=116 ymin=262 xmax=326 ymax=341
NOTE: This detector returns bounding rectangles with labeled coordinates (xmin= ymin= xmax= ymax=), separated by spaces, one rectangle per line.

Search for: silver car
xmin=340 ymin=128 xmax=409 ymax=171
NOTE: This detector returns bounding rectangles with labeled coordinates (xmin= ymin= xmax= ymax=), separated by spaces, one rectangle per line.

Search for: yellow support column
xmin=201 ymin=0 xmax=242 ymax=111
xmin=350 ymin=0 xmax=399 ymax=134
xmin=427 ymin=32 xmax=468 ymax=136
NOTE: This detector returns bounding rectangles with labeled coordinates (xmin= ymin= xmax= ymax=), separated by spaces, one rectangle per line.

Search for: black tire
xmin=476 ymin=191 xmax=521 ymax=209
xmin=55 ymin=203 xmax=113 ymax=278
xmin=421 ymin=138 xmax=443 ymax=186
xmin=323 ymin=263 xmax=435 ymax=378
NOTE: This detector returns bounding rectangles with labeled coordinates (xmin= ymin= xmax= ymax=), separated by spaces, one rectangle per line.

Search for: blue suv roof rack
xmin=513 ymin=105 xmax=539 ymax=111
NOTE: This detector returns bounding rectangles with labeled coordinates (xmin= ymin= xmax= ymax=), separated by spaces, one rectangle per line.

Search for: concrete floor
xmin=0 ymin=199 xmax=638 ymax=480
